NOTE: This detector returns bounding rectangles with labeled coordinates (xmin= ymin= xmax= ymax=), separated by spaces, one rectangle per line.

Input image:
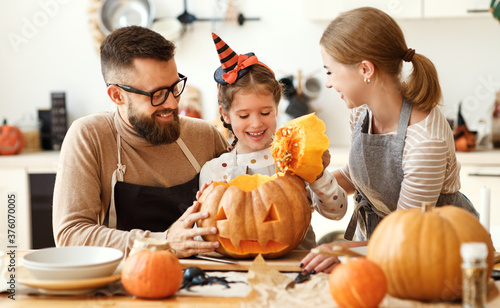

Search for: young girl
xmin=199 ymin=33 xmax=347 ymax=250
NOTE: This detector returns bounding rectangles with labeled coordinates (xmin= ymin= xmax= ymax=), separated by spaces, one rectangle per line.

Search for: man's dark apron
xmin=106 ymin=135 xmax=201 ymax=232
xmin=345 ymin=99 xmax=477 ymax=241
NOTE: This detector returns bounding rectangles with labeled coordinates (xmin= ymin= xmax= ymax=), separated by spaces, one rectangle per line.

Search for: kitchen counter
xmin=1 ymin=147 xmax=499 ymax=170
xmin=0 ymin=150 xmax=60 ymax=173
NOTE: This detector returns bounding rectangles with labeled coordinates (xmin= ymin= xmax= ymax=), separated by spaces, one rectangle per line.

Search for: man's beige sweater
xmin=52 ymin=111 xmax=228 ymax=254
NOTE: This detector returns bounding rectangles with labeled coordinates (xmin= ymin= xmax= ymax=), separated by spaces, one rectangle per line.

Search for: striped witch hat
xmin=212 ymin=33 xmax=256 ymax=85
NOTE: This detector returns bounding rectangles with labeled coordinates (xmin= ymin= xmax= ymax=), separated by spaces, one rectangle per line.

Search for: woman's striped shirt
xmin=339 ymin=105 xmax=462 ymax=210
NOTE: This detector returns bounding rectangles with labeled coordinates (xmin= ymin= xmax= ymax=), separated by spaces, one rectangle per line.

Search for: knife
xmin=194 ymin=254 xmax=238 ymax=264
xmin=285 ymin=269 xmax=312 ymax=290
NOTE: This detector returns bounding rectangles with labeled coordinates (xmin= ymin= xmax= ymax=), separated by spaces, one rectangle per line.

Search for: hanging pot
xmin=98 ymin=0 xmax=155 ymax=35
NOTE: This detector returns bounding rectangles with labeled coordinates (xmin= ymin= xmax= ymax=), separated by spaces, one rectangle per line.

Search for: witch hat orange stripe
xmin=212 ymin=33 xmax=238 ymax=72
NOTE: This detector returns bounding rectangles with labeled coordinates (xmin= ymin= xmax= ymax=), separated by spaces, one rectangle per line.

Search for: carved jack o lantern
xmin=0 ymin=119 xmax=25 ymax=155
xmin=197 ymin=173 xmax=312 ymax=259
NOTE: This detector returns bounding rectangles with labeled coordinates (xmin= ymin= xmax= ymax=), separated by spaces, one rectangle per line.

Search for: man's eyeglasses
xmin=108 ymin=73 xmax=187 ymax=107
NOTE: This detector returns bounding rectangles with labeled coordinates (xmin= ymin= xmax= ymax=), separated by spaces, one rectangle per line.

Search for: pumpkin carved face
xmin=271 ymin=113 xmax=329 ymax=183
xmin=197 ymin=173 xmax=312 ymax=259
xmin=0 ymin=121 xmax=25 ymax=155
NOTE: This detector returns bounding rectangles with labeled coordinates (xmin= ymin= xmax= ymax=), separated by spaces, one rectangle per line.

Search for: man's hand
xmin=166 ymin=201 xmax=219 ymax=258
xmin=196 ymin=181 xmax=213 ymax=200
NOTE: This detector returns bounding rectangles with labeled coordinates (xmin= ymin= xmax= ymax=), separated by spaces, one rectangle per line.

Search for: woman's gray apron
xmin=105 ymin=135 xmax=201 ymax=232
xmin=229 ymin=149 xmax=316 ymax=250
xmin=345 ymin=99 xmax=477 ymax=241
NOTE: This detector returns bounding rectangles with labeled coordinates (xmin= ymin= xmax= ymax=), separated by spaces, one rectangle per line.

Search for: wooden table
xmin=0 ymin=294 xmax=245 ymax=307
xmin=2 ymin=251 xmax=500 ymax=307
xmin=2 ymin=281 xmax=500 ymax=307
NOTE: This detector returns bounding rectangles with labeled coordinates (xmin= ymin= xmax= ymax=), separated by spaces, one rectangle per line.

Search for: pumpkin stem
xmin=2 ymin=119 xmax=6 ymax=125
xmin=421 ymin=202 xmax=433 ymax=212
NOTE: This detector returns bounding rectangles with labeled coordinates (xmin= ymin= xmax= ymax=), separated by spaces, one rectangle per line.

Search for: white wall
xmin=2 ymin=0 xmax=500 ymax=147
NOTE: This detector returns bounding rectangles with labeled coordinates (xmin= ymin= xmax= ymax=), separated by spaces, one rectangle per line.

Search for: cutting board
xmin=179 ymin=250 xmax=308 ymax=272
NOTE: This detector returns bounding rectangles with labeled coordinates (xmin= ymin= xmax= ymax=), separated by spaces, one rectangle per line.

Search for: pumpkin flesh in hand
xmin=271 ymin=113 xmax=329 ymax=183
xmin=366 ymin=203 xmax=495 ymax=301
xmin=197 ymin=173 xmax=312 ymax=259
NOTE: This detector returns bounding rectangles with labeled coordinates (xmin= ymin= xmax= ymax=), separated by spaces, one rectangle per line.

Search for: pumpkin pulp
xmin=271 ymin=113 xmax=329 ymax=183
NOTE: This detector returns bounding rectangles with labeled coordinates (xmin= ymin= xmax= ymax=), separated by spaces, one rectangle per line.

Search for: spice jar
xmin=17 ymin=113 xmax=41 ymax=152
xmin=461 ymin=242 xmax=488 ymax=308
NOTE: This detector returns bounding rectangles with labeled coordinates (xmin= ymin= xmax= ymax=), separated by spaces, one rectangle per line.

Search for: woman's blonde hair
xmin=320 ymin=7 xmax=442 ymax=111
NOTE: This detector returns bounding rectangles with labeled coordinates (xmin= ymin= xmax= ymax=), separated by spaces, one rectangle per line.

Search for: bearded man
xmin=52 ymin=26 xmax=228 ymax=258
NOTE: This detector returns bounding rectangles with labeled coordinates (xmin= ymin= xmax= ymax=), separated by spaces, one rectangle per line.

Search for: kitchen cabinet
xmin=0 ymin=151 xmax=59 ymax=249
xmin=303 ymin=0 xmax=493 ymax=20
xmin=423 ymin=0 xmax=491 ymax=18
xmin=302 ymin=0 xmax=423 ymax=20
xmin=458 ymin=163 xmax=500 ymax=250
xmin=459 ymin=166 xmax=500 ymax=226
xmin=29 ymin=173 xmax=56 ymax=249
xmin=0 ymin=169 xmax=31 ymax=249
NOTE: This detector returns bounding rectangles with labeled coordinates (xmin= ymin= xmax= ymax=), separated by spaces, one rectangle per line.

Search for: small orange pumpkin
xmin=329 ymin=257 xmax=387 ymax=308
xmin=197 ymin=172 xmax=312 ymax=259
xmin=121 ymin=249 xmax=183 ymax=299
xmin=367 ymin=203 xmax=495 ymax=301
xmin=0 ymin=119 xmax=25 ymax=155
xmin=271 ymin=113 xmax=329 ymax=183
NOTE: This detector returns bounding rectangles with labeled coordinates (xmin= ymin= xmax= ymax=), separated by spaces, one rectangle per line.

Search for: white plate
xmin=23 ymin=246 xmax=123 ymax=268
xmin=22 ymin=246 xmax=123 ymax=280
xmin=16 ymin=266 xmax=121 ymax=295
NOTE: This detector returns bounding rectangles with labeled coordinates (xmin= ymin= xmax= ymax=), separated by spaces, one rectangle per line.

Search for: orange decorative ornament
xmin=271 ymin=113 xmax=329 ymax=183
xmin=367 ymin=203 xmax=495 ymax=301
xmin=197 ymin=172 xmax=312 ymax=259
xmin=329 ymin=257 xmax=387 ymax=308
xmin=121 ymin=249 xmax=183 ymax=299
xmin=0 ymin=119 xmax=25 ymax=155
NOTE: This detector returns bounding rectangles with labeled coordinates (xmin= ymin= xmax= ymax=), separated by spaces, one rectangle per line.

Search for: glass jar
xmin=461 ymin=242 xmax=488 ymax=308
xmin=17 ymin=113 xmax=41 ymax=152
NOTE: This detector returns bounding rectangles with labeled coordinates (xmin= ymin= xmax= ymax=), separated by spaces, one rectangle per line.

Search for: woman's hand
xmin=166 ymin=201 xmax=219 ymax=258
xmin=300 ymin=241 xmax=368 ymax=273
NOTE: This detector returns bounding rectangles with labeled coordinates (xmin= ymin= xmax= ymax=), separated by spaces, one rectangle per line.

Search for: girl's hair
xmin=218 ymin=64 xmax=283 ymax=150
xmin=320 ymin=7 xmax=442 ymax=111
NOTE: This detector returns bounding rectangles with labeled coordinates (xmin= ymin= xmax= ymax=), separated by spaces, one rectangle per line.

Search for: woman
xmin=300 ymin=7 xmax=477 ymax=273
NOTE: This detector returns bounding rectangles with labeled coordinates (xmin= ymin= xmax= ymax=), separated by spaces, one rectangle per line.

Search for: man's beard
xmin=128 ymin=104 xmax=181 ymax=145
